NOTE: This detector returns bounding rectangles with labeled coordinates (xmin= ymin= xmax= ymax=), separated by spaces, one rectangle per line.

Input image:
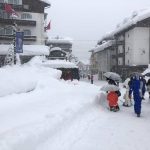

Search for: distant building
xmin=90 ymin=8 xmax=150 ymax=80
xmin=0 ymin=0 xmax=50 ymax=66
xmin=46 ymin=36 xmax=72 ymax=60
xmin=76 ymin=61 xmax=90 ymax=78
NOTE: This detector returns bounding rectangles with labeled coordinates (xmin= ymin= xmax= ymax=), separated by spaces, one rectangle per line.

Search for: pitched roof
xmin=39 ymin=0 xmax=51 ymax=7
xmin=99 ymin=8 xmax=150 ymax=43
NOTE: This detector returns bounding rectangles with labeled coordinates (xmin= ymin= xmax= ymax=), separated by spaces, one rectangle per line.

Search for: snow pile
xmin=26 ymin=56 xmax=78 ymax=69
xmin=0 ymin=44 xmax=49 ymax=56
xmin=42 ymin=59 xmax=78 ymax=69
xmin=92 ymin=40 xmax=115 ymax=53
xmin=0 ymin=57 xmax=150 ymax=150
xmin=0 ymin=60 xmax=61 ymax=97
xmin=0 ymin=58 xmax=99 ymax=150
xmin=47 ymin=37 xmax=73 ymax=45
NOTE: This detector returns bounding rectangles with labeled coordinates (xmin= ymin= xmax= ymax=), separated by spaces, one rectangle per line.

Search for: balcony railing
xmin=0 ymin=8 xmax=36 ymax=26
xmin=0 ymin=18 xmax=36 ymax=26
xmin=0 ymin=34 xmax=36 ymax=41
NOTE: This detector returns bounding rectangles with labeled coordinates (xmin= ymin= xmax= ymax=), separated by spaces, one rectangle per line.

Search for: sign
xmin=16 ymin=32 xmax=24 ymax=53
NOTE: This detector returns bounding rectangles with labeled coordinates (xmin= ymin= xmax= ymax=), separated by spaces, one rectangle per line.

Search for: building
xmin=46 ymin=36 xmax=73 ymax=60
xmin=76 ymin=61 xmax=90 ymax=78
xmin=0 ymin=0 xmax=50 ymax=66
xmin=90 ymin=8 xmax=150 ymax=80
xmin=90 ymin=40 xmax=116 ymax=80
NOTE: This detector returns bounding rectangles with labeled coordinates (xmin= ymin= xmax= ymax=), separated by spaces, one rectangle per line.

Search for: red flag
xmin=45 ymin=21 xmax=51 ymax=31
xmin=4 ymin=3 xmax=19 ymax=17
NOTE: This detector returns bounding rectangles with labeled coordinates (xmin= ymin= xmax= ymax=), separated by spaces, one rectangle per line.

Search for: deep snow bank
xmin=0 ymin=64 xmax=61 ymax=97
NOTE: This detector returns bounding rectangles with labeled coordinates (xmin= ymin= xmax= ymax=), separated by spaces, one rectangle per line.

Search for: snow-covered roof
xmin=99 ymin=8 xmax=150 ymax=42
xmin=91 ymin=40 xmax=115 ymax=53
xmin=50 ymin=47 xmax=62 ymax=51
xmin=142 ymin=64 xmax=150 ymax=75
xmin=47 ymin=37 xmax=73 ymax=45
xmin=0 ymin=45 xmax=50 ymax=56
xmin=43 ymin=60 xmax=78 ymax=69
xmin=39 ymin=0 xmax=51 ymax=6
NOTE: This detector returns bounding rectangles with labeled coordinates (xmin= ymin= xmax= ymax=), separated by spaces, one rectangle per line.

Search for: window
xmin=23 ymin=5 xmax=29 ymax=10
xmin=0 ymin=0 xmax=4 ymax=3
xmin=21 ymin=13 xmax=32 ymax=20
xmin=0 ymin=28 xmax=5 ymax=35
xmin=0 ymin=27 xmax=13 ymax=35
xmin=118 ymin=57 xmax=123 ymax=65
xmin=8 ymin=0 xmax=21 ymax=5
xmin=118 ymin=45 xmax=123 ymax=53
xmin=0 ymin=10 xmax=10 ymax=19
xmin=23 ymin=29 xmax=31 ymax=36
xmin=5 ymin=27 xmax=13 ymax=35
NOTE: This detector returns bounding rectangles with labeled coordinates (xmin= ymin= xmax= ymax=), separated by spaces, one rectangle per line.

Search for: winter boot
xmin=137 ymin=114 xmax=140 ymax=117
xmin=115 ymin=105 xmax=120 ymax=111
xmin=123 ymin=102 xmax=129 ymax=107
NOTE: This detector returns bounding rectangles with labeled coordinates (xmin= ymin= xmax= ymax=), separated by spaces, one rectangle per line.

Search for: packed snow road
xmin=0 ymin=61 xmax=150 ymax=150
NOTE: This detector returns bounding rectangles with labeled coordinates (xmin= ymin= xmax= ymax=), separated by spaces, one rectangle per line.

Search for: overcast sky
xmin=46 ymin=0 xmax=150 ymax=64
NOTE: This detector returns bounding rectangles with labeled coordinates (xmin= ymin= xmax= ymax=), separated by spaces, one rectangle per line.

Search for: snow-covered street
xmin=0 ymin=58 xmax=150 ymax=150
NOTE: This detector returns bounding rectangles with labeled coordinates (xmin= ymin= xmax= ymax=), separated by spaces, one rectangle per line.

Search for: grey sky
xmin=46 ymin=0 xmax=150 ymax=63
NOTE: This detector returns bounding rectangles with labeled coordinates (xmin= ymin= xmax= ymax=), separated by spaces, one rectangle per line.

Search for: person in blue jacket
xmin=129 ymin=75 xmax=143 ymax=117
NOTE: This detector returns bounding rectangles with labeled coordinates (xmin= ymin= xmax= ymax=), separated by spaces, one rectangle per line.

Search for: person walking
xmin=91 ymin=74 xmax=93 ymax=84
xmin=123 ymin=80 xmax=132 ymax=107
xmin=129 ymin=75 xmax=143 ymax=117
xmin=107 ymin=91 xmax=120 ymax=112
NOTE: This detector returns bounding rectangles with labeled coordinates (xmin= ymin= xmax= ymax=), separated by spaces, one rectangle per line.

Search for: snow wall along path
xmin=0 ymin=65 xmax=61 ymax=97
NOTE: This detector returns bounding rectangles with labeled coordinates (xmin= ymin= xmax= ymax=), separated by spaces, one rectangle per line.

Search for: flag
xmin=4 ymin=3 xmax=19 ymax=18
xmin=44 ymin=21 xmax=51 ymax=31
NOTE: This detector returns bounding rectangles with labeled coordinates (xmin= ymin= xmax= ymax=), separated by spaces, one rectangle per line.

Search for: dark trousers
xmin=133 ymin=93 xmax=142 ymax=114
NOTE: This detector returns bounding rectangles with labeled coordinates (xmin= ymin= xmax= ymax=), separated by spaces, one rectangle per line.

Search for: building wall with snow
xmin=20 ymin=12 xmax=45 ymax=45
xmin=125 ymin=27 xmax=149 ymax=65
xmin=133 ymin=27 xmax=149 ymax=65
xmin=125 ymin=29 xmax=134 ymax=65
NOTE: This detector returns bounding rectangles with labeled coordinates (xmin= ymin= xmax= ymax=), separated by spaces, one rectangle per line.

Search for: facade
xmin=0 ymin=0 xmax=50 ymax=66
xmin=76 ymin=61 xmax=90 ymax=78
xmin=90 ymin=9 xmax=150 ymax=80
xmin=90 ymin=41 xmax=116 ymax=80
xmin=46 ymin=37 xmax=73 ymax=60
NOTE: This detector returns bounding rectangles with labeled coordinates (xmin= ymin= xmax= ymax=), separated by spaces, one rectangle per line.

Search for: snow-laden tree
xmin=4 ymin=46 xmax=14 ymax=66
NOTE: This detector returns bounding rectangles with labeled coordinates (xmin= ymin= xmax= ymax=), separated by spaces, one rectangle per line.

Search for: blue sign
xmin=16 ymin=32 xmax=24 ymax=53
